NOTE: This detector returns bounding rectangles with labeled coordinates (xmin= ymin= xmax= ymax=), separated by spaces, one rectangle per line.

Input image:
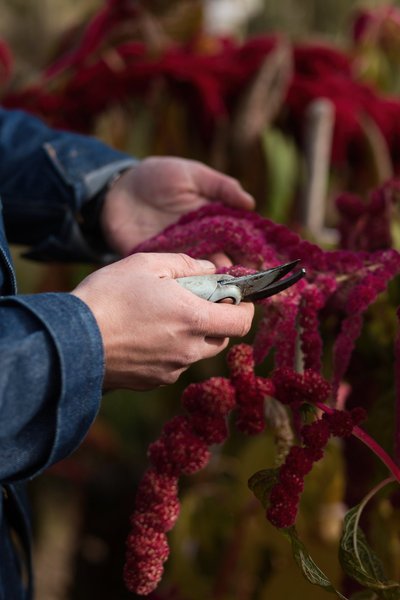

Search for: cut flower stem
xmin=315 ymin=402 xmax=400 ymax=483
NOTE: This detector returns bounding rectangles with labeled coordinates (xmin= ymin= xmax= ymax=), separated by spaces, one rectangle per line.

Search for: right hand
xmin=71 ymin=253 xmax=254 ymax=390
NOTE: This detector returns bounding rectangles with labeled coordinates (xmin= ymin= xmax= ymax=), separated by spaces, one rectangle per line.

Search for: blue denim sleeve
xmin=0 ymin=292 xmax=104 ymax=482
xmin=0 ymin=108 xmax=136 ymax=262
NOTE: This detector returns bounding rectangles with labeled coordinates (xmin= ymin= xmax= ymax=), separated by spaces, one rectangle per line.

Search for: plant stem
xmin=352 ymin=476 xmax=396 ymax=568
xmin=315 ymin=402 xmax=400 ymax=483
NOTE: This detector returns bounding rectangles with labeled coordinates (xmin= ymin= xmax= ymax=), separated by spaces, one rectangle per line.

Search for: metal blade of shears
xmin=219 ymin=260 xmax=305 ymax=301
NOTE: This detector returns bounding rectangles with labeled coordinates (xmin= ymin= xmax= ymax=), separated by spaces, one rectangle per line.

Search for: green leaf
xmin=285 ymin=526 xmax=349 ymax=599
xmin=339 ymin=505 xmax=400 ymax=598
xmin=247 ymin=468 xmax=278 ymax=509
xmin=261 ymin=128 xmax=299 ymax=223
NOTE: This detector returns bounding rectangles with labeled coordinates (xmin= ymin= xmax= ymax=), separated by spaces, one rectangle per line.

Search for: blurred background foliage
xmin=2 ymin=0 xmax=400 ymax=598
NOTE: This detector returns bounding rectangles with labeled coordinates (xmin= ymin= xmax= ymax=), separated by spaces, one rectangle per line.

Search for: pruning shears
xmin=176 ymin=260 xmax=306 ymax=304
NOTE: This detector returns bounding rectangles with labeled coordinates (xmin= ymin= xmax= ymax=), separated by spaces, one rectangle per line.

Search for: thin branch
xmin=315 ymin=402 xmax=400 ymax=482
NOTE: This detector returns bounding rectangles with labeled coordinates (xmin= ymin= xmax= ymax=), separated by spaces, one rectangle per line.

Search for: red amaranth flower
xmin=331 ymin=250 xmax=400 ymax=398
xmin=271 ymin=368 xmax=305 ymax=405
xmin=323 ymin=409 xmax=358 ymax=438
xmin=335 ymin=181 xmax=400 ymax=252
xmin=257 ymin=377 xmax=276 ymax=397
xmin=298 ymin=280 xmax=337 ymax=372
xmin=189 ymin=413 xmax=228 ymax=445
xmin=135 ymin=469 xmax=178 ymax=511
xmin=284 ymin=446 xmax=315 ymax=476
xmin=182 ymin=377 xmax=236 ymax=416
xmin=271 ymin=367 xmax=331 ymax=406
xmin=119 ymin=199 xmax=400 ymax=593
xmin=124 ymin=374 xmax=240 ymax=595
xmin=267 ymin=483 xmax=299 ymax=529
xmin=332 ymin=313 xmax=363 ymax=400
xmin=125 ymin=517 xmax=171 ymax=595
xmin=235 ymin=400 xmax=264 ymax=435
xmin=227 ymin=343 xmax=255 ymax=381
xmin=266 ymin=406 xmax=367 ymax=530
xmin=301 ymin=419 xmax=331 ymax=450
xmin=126 ymin=526 xmax=169 ymax=562
xmin=148 ymin=416 xmax=211 ymax=476
xmin=350 ymin=406 xmax=367 ymax=426
xmin=278 ymin=464 xmax=305 ymax=494
xmin=266 ymin=426 xmax=331 ymax=530
xmin=227 ymin=344 xmax=267 ymax=433
xmin=303 ymin=370 xmax=332 ymax=404
xmin=124 ymin=557 xmax=164 ymax=596
xmin=181 ymin=377 xmax=235 ymax=443
xmin=132 ymin=496 xmax=180 ymax=533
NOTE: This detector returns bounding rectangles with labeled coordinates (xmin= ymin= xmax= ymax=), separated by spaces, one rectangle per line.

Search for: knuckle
xmin=128 ymin=252 xmax=148 ymax=267
xmin=176 ymin=252 xmax=196 ymax=270
xmin=180 ymin=346 xmax=199 ymax=367
xmin=160 ymin=372 xmax=179 ymax=386
xmin=209 ymin=337 xmax=229 ymax=356
xmin=161 ymin=367 xmax=186 ymax=386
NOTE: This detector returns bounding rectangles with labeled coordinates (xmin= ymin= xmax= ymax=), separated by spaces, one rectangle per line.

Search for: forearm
xmin=0 ymin=293 xmax=104 ymax=483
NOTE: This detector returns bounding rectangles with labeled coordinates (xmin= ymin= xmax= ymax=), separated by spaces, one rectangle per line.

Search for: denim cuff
xmin=42 ymin=138 xmax=136 ymax=211
xmin=21 ymin=211 xmax=120 ymax=264
xmin=23 ymin=156 xmax=137 ymax=263
xmin=8 ymin=292 xmax=104 ymax=474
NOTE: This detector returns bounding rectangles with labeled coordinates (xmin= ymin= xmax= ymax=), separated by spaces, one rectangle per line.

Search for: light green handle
xmin=176 ymin=274 xmax=242 ymax=304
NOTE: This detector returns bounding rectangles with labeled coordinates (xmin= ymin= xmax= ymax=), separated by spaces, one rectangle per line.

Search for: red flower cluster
xmin=182 ymin=377 xmax=236 ymax=444
xmin=267 ymin=407 xmax=366 ymax=529
xmin=148 ymin=416 xmax=211 ymax=476
xmin=3 ymin=4 xmax=277 ymax=135
xmin=323 ymin=407 xmax=367 ymax=438
xmin=286 ymin=43 xmax=400 ymax=171
xmin=6 ymin=2 xmax=400 ymax=176
xmin=271 ymin=367 xmax=331 ymax=406
xmin=125 ymin=415 xmax=210 ymax=594
xmin=332 ymin=247 xmax=400 ymax=397
xmin=124 ymin=377 xmax=236 ymax=595
xmin=227 ymin=344 xmax=274 ymax=434
xmin=135 ymin=203 xmax=400 ymax=408
xmin=298 ymin=277 xmax=337 ymax=372
xmin=124 ymin=469 xmax=178 ymax=595
xmin=336 ymin=180 xmax=400 ymax=252
xmin=120 ymin=201 xmax=399 ymax=593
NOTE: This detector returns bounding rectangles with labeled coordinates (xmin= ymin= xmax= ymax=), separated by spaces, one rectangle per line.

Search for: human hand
xmin=100 ymin=156 xmax=255 ymax=263
xmin=71 ymin=252 xmax=254 ymax=390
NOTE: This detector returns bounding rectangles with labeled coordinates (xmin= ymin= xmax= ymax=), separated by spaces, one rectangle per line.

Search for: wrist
xmin=100 ymin=166 xmax=138 ymax=255
xmin=80 ymin=168 xmax=131 ymax=255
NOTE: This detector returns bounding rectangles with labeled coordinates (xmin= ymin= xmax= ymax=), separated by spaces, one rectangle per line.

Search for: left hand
xmin=100 ymin=156 xmax=255 ymax=261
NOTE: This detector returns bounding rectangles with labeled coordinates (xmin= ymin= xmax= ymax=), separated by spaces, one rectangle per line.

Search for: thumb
xmin=192 ymin=163 xmax=255 ymax=210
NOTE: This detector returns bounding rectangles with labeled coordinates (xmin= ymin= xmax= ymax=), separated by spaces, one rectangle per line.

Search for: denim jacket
xmin=0 ymin=108 xmax=135 ymax=599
